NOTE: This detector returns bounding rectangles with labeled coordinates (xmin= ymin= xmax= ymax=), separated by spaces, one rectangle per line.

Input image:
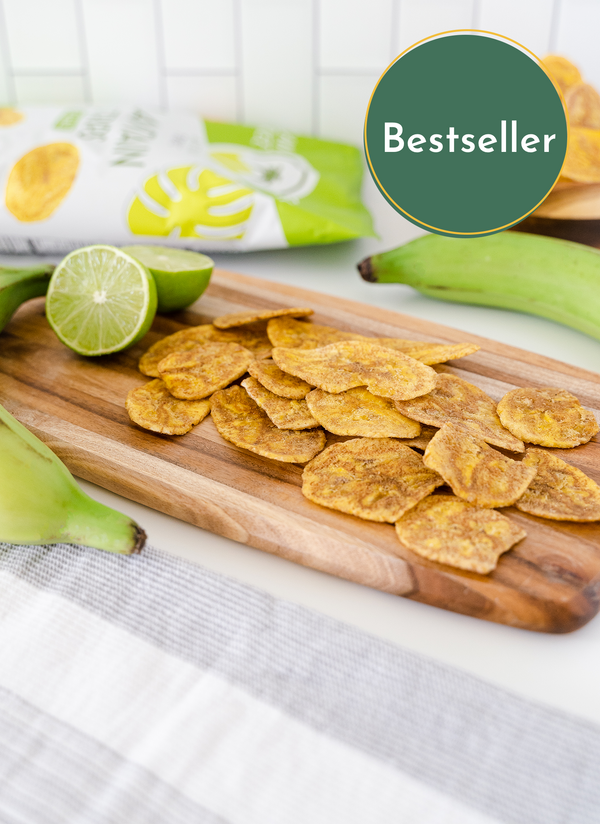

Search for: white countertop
xmin=8 ymin=176 xmax=600 ymax=725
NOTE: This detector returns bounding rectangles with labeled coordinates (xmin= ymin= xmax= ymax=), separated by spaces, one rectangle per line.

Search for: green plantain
xmin=358 ymin=232 xmax=600 ymax=342
xmin=0 ymin=263 xmax=55 ymax=334
xmin=0 ymin=402 xmax=145 ymax=554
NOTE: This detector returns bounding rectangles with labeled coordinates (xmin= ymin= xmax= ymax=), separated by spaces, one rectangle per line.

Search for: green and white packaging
xmin=0 ymin=107 xmax=374 ymax=254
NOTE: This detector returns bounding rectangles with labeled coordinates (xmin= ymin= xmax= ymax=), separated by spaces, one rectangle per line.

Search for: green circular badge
xmin=364 ymin=32 xmax=568 ymax=237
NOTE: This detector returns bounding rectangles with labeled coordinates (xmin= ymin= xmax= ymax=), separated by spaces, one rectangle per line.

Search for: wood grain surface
xmin=1 ymin=269 xmax=599 ymax=633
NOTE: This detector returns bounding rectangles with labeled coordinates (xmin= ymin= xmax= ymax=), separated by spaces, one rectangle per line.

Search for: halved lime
xmin=121 ymin=245 xmax=213 ymax=313
xmin=46 ymin=245 xmax=157 ymax=356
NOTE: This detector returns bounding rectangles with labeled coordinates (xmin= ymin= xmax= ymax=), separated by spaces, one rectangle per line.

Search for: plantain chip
xmin=423 ymin=425 xmax=537 ymax=508
xmin=158 ymin=341 xmax=252 ymax=400
xmin=241 ymin=376 xmax=319 ymax=429
xmin=561 ymin=127 xmax=600 ymax=183
xmin=497 ymin=387 xmax=598 ymax=448
xmin=566 ymin=82 xmax=600 ymax=129
xmin=211 ymin=385 xmax=326 ymax=462
xmin=267 ymin=317 xmax=480 ymax=366
xmin=268 ymin=316 xmax=367 ymax=349
xmin=139 ymin=325 xmax=215 ymax=377
xmin=394 ymin=373 xmax=524 ymax=452
xmin=272 ymin=341 xmax=437 ymax=400
xmin=248 ymin=358 xmax=313 ymax=399
xmin=139 ymin=321 xmax=272 ymax=378
xmin=305 ymin=386 xmax=421 ymax=438
xmin=126 ymin=379 xmax=210 ymax=435
xmin=209 ymin=321 xmax=272 ymax=359
xmin=6 ymin=142 xmax=79 ymax=222
xmin=400 ymin=424 xmax=438 ymax=451
xmin=515 ymin=449 xmax=600 ymax=521
xmin=375 ymin=339 xmax=480 ymax=365
xmin=302 ymin=438 xmax=443 ymax=522
xmin=214 ymin=306 xmax=313 ymax=329
xmin=542 ymin=55 xmax=582 ymax=93
xmin=395 ymin=494 xmax=527 ymax=573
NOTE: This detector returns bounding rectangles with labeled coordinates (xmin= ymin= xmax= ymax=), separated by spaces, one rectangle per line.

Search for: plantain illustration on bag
xmin=0 ymin=107 xmax=373 ymax=255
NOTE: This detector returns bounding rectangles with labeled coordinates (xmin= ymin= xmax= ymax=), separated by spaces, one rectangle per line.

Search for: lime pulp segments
xmin=46 ymin=245 xmax=157 ymax=356
xmin=121 ymin=245 xmax=213 ymax=313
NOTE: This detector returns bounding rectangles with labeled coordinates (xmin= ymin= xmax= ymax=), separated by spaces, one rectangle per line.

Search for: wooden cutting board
xmin=1 ymin=269 xmax=600 ymax=633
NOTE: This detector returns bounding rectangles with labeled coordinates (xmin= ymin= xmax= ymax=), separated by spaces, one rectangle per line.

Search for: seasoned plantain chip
xmin=566 ymin=82 xmax=600 ymax=129
xmin=214 ymin=306 xmax=313 ymax=329
xmin=375 ymin=339 xmax=480 ymax=365
xmin=497 ymin=387 xmax=598 ymax=448
xmin=302 ymin=437 xmax=443 ymax=522
xmin=248 ymin=358 xmax=313 ymax=399
xmin=423 ymin=425 xmax=537 ymax=508
xmin=400 ymin=424 xmax=438 ymax=451
xmin=209 ymin=321 xmax=272 ymax=359
xmin=394 ymin=373 xmax=524 ymax=452
xmin=561 ymin=127 xmax=600 ymax=183
xmin=515 ymin=449 xmax=600 ymax=521
xmin=305 ymin=386 xmax=420 ymax=438
xmin=395 ymin=494 xmax=527 ymax=573
xmin=267 ymin=317 xmax=479 ymax=366
xmin=139 ymin=325 xmax=215 ymax=377
xmin=241 ymin=376 xmax=319 ymax=429
xmin=542 ymin=55 xmax=582 ymax=93
xmin=158 ymin=341 xmax=252 ymax=400
xmin=126 ymin=379 xmax=210 ymax=435
xmin=267 ymin=316 xmax=367 ymax=349
xmin=139 ymin=322 xmax=271 ymax=377
xmin=211 ymin=385 xmax=326 ymax=462
xmin=272 ymin=341 xmax=437 ymax=400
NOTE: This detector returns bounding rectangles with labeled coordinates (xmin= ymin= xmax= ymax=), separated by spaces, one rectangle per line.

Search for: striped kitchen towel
xmin=0 ymin=542 xmax=598 ymax=824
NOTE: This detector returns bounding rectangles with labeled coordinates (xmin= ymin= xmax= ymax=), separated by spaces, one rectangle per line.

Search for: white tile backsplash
xmin=0 ymin=0 xmax=595 ymax=143
xmin=239 ymin=0 xmax=313 ymax=133
xmin=166 ymin=74 xmax=238 ymax=120
xmin=555 ymin=0 xmax=600 ymax=91
xmin=477 ymin=0 xmax=555 ymax=57
xmin=4 ymin=0 xmax=82 ymax=71
xmin=395 ymin=0 xmax=475 ymax=53
xmin=319 ymin=0 xmax=393 ymax=71
xmin=81 ymin=0 xmax=162 ymax=106
xmin=318 ymin=73 xmax=379 ymax=143
xmin=13 ymin=74 xmax=86 ymax=104
xmin=161 ymin=0 xmax=236 ymax=71
xmin=0 ymin=16 xmax=14 ymax=105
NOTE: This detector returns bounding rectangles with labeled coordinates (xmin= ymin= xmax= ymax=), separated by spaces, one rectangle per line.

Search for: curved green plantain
xmin=358 ymin=232 xmax=600 ymax=343
xmin=0 ymin=263 xmax=55 ymax=334
xmin=0 ymin=402 xmax=146 ymax=554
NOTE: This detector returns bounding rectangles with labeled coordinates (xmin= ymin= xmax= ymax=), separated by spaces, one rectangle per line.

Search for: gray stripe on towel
xmin=1 ymin=541 xmax=599 ymax=824
xmin=0 ymin=687 xmax=229 ymax=824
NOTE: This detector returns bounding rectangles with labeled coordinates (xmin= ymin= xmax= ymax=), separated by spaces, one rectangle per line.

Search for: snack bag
xmin=0 ymin=107 xmax=374 ymax=254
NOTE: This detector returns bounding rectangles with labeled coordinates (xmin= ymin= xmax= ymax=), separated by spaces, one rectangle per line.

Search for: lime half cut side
xmin=121 ymin=245 xmax=213 ymax=313
xmin=46 ymin=245 xmax=157 ymax=356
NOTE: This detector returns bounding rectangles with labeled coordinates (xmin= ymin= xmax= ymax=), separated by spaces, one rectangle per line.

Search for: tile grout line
xmin=8 ymin=69 xmax=86 ymax=77
xmin=390 ymin=0 xmax=400 ymax=60
xmin=311 ymin=0 xmax=320 ymax=136
xmin=317 ymin=68 xmax=386 ymax=76
xmin=0 ymin=0 xmax=16 ymax=105
xmin=165 ymin=68 xmax=237 ymax=77
xmin=548 ymin=0 xmax=562 ymax=53
xmin=233 ymin=0 xmax=244 ymax=124
xmin=153 ymin=0 xmax=168 ymax=111
xmin=74 ymin=0 xmax=92 ymax=104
